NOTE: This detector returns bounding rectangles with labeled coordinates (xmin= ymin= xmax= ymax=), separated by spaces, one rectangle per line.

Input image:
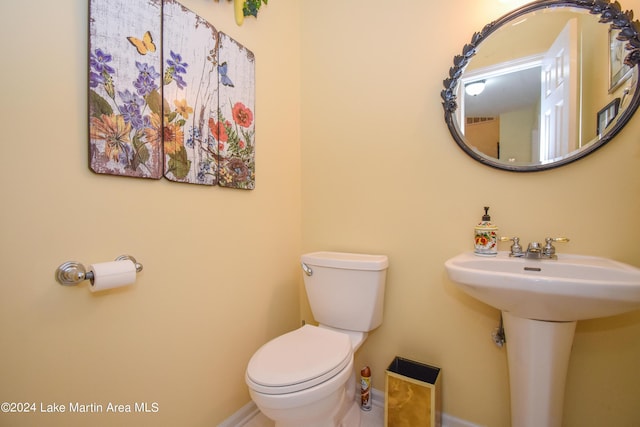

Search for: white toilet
xmin=245 ymin=251 xmax=389 ymax=427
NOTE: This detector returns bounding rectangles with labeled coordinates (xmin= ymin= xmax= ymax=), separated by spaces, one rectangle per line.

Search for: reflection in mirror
xmin=442 ymin=0 xmax=640 ymax=172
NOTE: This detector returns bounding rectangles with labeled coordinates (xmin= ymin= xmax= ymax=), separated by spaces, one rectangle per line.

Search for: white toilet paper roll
xmin=89 ymin=260 xmax=137 ymax=292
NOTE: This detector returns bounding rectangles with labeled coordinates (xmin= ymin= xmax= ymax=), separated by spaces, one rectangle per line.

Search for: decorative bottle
xmin=474 ymin=207 xmax=498 ymax=256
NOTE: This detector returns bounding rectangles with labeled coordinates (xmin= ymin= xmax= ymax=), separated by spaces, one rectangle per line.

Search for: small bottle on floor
xmin=360 ymin=366 xmax=372 ymax=411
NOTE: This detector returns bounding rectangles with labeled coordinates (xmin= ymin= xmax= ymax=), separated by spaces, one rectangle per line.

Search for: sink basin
xmin=445 ymin=251 xmax=640 ymax=321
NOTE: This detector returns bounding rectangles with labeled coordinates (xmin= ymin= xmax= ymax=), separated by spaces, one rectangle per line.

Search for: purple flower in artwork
xmin=133 ymin=62 xmax=160 ymax=96
xmin=119 ymin=143 xmax=134 ymax=165
xmin=186 ymin=126 xmax=200 ymax=148
xmin=167 ymin=51 xmax=188 ymax=74
xmin=118 ymin=90 xmax=146 ymax=129
xmin=89 ymin=71 xmax=105 ymax=88
xmin=120 ymin=106 xmax=144 ymax=129
xmin=118 ymin=90 xmax=145 ymax=110
xmin=136 ymin=62 xmax=161 ymax=80
xmin=197 ymin=161 xmax=212 ymax=182
xmin=164 ymin=51 xmax=189 ymax=89
xmin=173 ymin=73 xmax=187 ymax=90
xmin=90 ymin=48 xmax=115 ymax=74
xmin=134 ymin=75 xmax=157 ymax=96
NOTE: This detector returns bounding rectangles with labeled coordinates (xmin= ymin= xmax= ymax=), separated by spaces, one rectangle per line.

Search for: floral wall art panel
xmin=89 ymin=0 xmax=256 ymax=189
xmin=162 ymin=0 xmax=220 ymax=185
xmin=216 ymin=33 xmax=256 ymax=190
xmin=89 ymin=0 xmax=164 ymax=179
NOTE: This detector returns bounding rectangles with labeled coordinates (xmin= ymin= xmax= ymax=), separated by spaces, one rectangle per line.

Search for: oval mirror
xmin=442 ymin=0 xmax=640 ymax=171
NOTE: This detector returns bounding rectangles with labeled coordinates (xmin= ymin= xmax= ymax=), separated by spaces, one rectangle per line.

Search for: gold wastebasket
xmin=385 ymin=357 xmax=441 ymax=427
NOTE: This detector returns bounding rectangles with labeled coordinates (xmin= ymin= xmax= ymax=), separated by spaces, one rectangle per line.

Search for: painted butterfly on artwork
xmin=127 ymin=31 xmax=156 ymax=55
xmin=218 ymin=62 xmax=234 ymax=87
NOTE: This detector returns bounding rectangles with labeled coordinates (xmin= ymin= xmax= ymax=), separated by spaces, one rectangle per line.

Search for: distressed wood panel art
xmin=163 ymin=0 xmax=219 ymax=185
xmin=89 ymin=0 xmax=164 ymax=179
xmin=89 ymin=0 xmax=256 ymax=189
xmin=216 ymin=33 xmax=256 ymax=189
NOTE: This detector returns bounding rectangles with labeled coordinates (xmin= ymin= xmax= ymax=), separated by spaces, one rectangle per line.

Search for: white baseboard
xmin=442 ymin=412 xmax=486 ymax=427
xmin=217 ymin=400 xmax=261 ymax=427
xmin=371 ymin=387 xmax=385 ymax=409
xmin=219 ymin=388 xmax=483 ymax=427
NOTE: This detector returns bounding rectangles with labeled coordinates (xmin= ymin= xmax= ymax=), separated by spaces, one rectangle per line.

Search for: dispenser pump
xmin=475 ymin=206 xmax=498 ymax=256
xmin=482 ymin=206 xmax=491 ymax=221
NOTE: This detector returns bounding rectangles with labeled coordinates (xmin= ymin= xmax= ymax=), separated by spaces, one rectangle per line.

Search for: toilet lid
xmin=246 ymin=325 xmax=352 ymax=395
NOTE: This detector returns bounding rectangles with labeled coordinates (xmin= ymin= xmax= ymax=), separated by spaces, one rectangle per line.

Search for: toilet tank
xmin=301 ymin=251 xmax=389 ymax=332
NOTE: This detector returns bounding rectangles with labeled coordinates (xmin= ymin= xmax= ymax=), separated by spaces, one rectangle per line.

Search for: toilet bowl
xmin=245 ymin=252 xmax=389 ymax=427
xmin=246 ymin=325 xmax=359 ymax=427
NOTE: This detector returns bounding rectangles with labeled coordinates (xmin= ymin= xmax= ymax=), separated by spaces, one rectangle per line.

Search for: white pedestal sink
xmin=445 ymin=251 xmax=640 ymax=427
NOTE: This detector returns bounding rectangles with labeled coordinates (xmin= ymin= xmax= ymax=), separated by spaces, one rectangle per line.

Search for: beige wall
xmin=0 ymin=1 xmax=300 ymax=426
xmin=300 ymin=1 xmax=640 ymax=427
xmin=2 ymin=1 xmax=640 ymax=427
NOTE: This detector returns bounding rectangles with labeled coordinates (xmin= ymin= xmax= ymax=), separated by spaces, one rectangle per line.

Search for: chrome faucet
xmin=500 ymin=236 xmax=569 ymax=259
xmin=526 ymin=241 xmax=543 ymax=258
xmin=540 ymin=237 xmax=570 ymax=259
xmin=499 ymin=236 xmax=524 ymax=257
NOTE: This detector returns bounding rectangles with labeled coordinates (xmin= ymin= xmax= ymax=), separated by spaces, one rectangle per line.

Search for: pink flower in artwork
xmin=232 ymin=102 xmax=253 ymax=128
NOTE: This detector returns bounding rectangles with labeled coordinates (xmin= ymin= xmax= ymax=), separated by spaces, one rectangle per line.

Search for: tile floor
xmin=243 ymin=403 xmax=384 ymax=427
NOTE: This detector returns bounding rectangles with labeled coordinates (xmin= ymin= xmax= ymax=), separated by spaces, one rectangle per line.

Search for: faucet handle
xmin=499 ymin=236 xmax=524 ymax=257
xmin=543 ymin=237 xmax=570 ymax=257
xmin=546 ymin=237 xmax=570 ymax=243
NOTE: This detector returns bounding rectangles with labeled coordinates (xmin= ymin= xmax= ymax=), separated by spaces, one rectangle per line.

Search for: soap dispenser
xmin=474 ymin=207 xmax=498 ymax=256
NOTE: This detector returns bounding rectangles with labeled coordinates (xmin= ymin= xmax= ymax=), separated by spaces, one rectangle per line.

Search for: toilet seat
xmin=246 ymin=325 xmax=352 ymax=395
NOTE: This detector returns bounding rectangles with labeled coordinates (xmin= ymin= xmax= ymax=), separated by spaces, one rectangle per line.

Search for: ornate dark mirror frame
xmin=442 ymin=0 xmax=640 ymax=172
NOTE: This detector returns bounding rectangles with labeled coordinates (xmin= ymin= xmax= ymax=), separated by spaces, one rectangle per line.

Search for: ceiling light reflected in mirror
xmin=465 ymin=81 xmax=486 ymax=97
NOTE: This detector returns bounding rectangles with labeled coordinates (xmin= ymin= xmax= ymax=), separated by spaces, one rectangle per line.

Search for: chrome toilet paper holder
xmin=55 ymin=255 xmax=143 ymax=286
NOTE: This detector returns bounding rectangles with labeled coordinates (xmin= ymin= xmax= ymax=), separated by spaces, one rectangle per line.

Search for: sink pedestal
xmin=502 ymin=312 xmax=577 ymax=427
